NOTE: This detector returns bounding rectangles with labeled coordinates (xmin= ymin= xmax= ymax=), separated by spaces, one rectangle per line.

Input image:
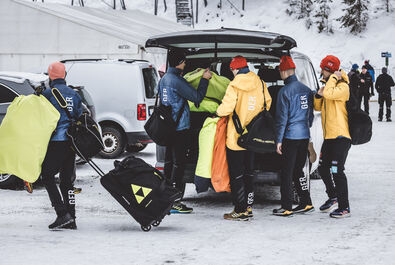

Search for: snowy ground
xmin=1 ymin=102 xmax=394 ymax=265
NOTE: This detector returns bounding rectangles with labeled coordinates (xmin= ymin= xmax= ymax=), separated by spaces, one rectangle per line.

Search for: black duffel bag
xmin=233 ymin=86 xmax=276 ymax=154
xmin=51 ymin=87 xmax=104 ymax=161
xmin=144 ymin=93 xmax=186 ymax=147
xmin=346 ymin=89 xmax=372 ymax=145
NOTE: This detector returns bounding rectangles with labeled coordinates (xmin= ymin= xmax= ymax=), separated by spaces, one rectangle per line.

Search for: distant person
xmin=348 ymin=64 xmax=360 ymax=99
xmin=375 ymin=67 xmax=395 ymax=122
xmin=273 ymin=56 xmax=314 ymax=217
xmin=359 ymin=65 xmax=373 ymax=114
xmin=364 ymin=60 xmax=375 ymax=96
xmin=314 ymin=55 xmax=352 ymax=218
xmin=41 ymin=62 xmax=83 ymax=229
xmin=160 ymin=48 xmax=212 ymax=214
xmin=216 ymin=55 xmax=271 ymax=221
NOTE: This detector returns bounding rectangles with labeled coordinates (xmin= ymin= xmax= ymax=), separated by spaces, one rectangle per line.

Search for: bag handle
xmin=51 ymin=87 xmax=73 ymax=121
xmin=233 ymin=80 xmax=267 ymax=135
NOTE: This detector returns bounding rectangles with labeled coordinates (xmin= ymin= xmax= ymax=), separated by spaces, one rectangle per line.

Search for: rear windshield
xmin=142 ymin=68 xmax=158 ymax=98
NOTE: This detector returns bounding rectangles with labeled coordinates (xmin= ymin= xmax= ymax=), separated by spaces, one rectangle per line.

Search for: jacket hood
xmin=230 ymin=72 xmax=261 ymax=92
xmin=340 ymin=69 xmax=350 ymax=84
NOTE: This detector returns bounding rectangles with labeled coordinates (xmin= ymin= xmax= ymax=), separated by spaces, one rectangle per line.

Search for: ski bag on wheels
xmin=100 ymin=156 xmax=182 ymax=232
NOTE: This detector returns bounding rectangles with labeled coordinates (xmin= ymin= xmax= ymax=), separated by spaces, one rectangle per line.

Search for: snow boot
xmin=170 ymin=202 xmax=193 ymax=214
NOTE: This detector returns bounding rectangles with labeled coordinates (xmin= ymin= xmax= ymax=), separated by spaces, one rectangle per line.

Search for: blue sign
xmin=381 ymin=52 xmax=392 ymax=58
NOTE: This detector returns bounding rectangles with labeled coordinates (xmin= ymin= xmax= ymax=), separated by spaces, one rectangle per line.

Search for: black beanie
xmin=382 ymin=67 xmax=388 ymax=74
xmin=168 ymin=49 xmax=186 ymax=67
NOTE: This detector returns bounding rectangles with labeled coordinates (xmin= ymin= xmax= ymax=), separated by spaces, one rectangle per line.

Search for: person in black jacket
xmin=364 ymin=60 xmax=376 ymax=96
xmin=376 ymin=67 xmax=395 ymax=122
xmin=348 ymin=64 xmax=360 ymax=99
xmin=359 ymin=66 xmax=373 ymax=114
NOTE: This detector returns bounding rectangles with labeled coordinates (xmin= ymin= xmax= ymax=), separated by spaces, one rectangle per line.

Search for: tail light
xmin=137 ymin=104 xmax=146 ymax=120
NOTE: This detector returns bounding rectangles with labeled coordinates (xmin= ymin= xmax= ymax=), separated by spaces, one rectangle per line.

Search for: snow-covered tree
xmin=286 ymin=0 xmax=314 ymax=28
xmin=314 ymin=0 xmax=333 ymax=33
xmin=338 ymin=0 xmax=370 ymax=34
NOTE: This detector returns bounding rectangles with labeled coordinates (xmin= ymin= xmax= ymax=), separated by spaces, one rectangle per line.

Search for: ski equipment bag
xmin=346 ymin=87 xmax=372 ymax=145
xmin=144 ymin=91 xmax=186 ymax=147
xmin=51 ymin=87 xmax=104 ymax=161
xmin=233 ymin=83 xmax=276 ymax=153
xmin=100 ymin=156 xmax=182 ymax=231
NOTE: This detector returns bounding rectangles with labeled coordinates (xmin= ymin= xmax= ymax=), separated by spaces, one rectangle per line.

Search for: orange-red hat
xmin=230 ymin=56 xmax=248 ymax=70
xmin=320 ymin=55 xmax=340 ymax=73
xmin=279 ymin=56 xmax=296 ymax=71
xmin=48 ymin=62 xmax=66 ymax=80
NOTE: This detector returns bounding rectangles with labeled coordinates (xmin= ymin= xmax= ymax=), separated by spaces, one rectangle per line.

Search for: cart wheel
xmin=152 ymin=221 xmax=161 ymax=227
xmin=141 ymin=225 xmax=151 ymax=232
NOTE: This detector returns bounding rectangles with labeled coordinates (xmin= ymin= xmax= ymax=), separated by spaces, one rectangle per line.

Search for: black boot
xmin=48 ymin=213 xmax=73 ymax=229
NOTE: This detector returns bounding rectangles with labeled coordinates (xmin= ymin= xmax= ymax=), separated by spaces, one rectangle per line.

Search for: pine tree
xmin=338 ymin=0 xmax=370 ymax=34
xmin=314 ymin=0 xmax=333 ymax=33
xmin=286 ymin=0 xmax=314 ymax=28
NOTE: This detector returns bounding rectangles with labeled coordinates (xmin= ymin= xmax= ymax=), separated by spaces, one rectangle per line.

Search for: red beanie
xmin=48 ymin=62 xmax=66 ymax=80
xmin=230 ymin=56 xmax=248 ymax=70
xmin=279 ymin=56 xmax=296 ymax=71
xmin=320 ymin=55 xmax=340 ymax=73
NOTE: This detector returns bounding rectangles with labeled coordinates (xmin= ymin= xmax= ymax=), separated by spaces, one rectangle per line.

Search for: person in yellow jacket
xmin=216 ymin=56 xmax=272 ymax=221
xmin=314 ymin=55 xmax=352 ymax=218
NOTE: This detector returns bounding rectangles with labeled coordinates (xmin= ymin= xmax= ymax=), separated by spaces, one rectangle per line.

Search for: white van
xmin=63 ymin=59 xmax=158 ymax=158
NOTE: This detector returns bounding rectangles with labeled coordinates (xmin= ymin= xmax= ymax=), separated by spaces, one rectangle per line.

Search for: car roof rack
xmin=60 ymin=59 xmax=149 ymax=64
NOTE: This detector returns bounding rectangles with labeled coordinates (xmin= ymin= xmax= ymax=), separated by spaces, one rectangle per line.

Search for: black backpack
xmin=144 ymin=92 xmax=186 ymax=147
xmin=233 ymin=86 xmax=276 ymax=154
xmin=51 ymin=87 xmax=104 ymax=161
xmin=346 ymin=87 xmax=372 ymax=145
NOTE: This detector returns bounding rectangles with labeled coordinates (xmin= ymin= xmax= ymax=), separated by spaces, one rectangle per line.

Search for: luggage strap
xmin=51 ymin=87 xmax=73 ymax=121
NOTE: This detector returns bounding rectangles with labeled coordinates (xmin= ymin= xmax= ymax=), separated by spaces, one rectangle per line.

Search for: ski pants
xmin=280 ymin=139 xmax=312 ymax=210
xmin=378 ymin=93 xmax=392 ymax=120
xmin=41 ymin=141 xmax=76 ymax=218
xmin=164 ymin=130 xmax=189 ymax=199
xmin=318 ymin=138 xmax=351 ymax=210
xmin=226 ymin=148 xmax=255 ymax=213
xmin=358 ymin=92 xmax=370 ymax=114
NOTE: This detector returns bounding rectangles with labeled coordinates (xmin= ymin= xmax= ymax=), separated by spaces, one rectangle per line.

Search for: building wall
xmin=0 ymin=0 xmax=145 ymax=72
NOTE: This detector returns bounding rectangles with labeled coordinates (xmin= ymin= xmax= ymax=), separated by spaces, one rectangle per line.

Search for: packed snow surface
xmin=0 ymin=102 xmax=394 ymax=265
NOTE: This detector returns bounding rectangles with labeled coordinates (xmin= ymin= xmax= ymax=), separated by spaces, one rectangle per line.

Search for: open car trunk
xmin=147 ymin=28 xmax=298 ymax=185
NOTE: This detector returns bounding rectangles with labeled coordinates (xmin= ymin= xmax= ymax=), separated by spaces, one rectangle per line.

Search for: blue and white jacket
xmin=159 ymin=67 xmax=208 ymax=131
xmin=275 ymin=75 xmax=314 ymax=144
xmin=42 ymin=79 xmax=83 ymax=141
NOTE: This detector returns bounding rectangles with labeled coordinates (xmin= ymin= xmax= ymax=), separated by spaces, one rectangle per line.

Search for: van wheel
xmin=99 ymin=126 xmax=125 ymax=159
xmin=0 ymin=174 xmax=22 ymax=189
xmin=126 ymin=143 xmax=148 ymax=153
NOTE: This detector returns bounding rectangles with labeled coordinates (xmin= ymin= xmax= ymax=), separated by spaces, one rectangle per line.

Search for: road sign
xmin=381 ymin=52 xmax=392 ymax=58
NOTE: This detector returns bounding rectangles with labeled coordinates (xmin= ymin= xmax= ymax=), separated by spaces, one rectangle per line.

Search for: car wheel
xmin=99 ymin=126 xmax=125 ymax=159
xmin=0 ymin=173 xmax=22 ymax=189
xmin=126 ymin=143 xmax=148 ymax=153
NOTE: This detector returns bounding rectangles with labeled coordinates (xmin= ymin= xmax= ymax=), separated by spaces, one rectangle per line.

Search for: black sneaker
xmin=272 ymin=208 xmax=293 ymax=216
xmin=329 ymin=208 xmax=351 ymax=218
xmin=170 ymin=202 xmax=193 ymax=214
xmin=223 ymin=210 xmax=249 ymax=221
xmin=319 ymin=198 xmax=338 ymax=212
xmin=292 ymin=205 xmax=315 ymax=214
xmin=387 ymin=118 xmax=392 ymax=122
xmin=63 ymin=219 xmax=77 ymax=230
xmin=378 ymin=118 xmax=383 ymax=122
xmin=48 ymin=213 xmax=74 ymax=229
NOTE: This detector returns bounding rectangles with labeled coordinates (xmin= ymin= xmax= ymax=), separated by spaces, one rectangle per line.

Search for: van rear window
xmin=142 ymin=68 xmax=158 ymax=98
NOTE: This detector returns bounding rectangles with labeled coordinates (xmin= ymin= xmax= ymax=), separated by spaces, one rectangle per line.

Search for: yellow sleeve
xmin=263 ymin=82 xmax=272 ymax=111
xmin=314 ymin=96 xmax=323 ymax=111
xmin=323 ymin=75 xmax=350 ymax=101
xmin=216 ymin=84 xmax=238 ymax=117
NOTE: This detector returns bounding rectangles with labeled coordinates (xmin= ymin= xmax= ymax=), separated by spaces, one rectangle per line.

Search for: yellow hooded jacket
xmin=314 ymin=69 xmax=351 ymax=140
xmin=216 ymin=71 xmax=272 ymax=151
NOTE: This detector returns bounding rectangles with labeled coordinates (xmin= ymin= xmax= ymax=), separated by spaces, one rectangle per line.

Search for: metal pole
xmin=113 ymin=0 xmax=116 ymax=9
xmin=196 ymin=0 xmax=199 ymax=24
xmin=242 ymin=0 xmax=245 ymax=10
xmin=154 ymin=0 xmax=158 ymax=15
